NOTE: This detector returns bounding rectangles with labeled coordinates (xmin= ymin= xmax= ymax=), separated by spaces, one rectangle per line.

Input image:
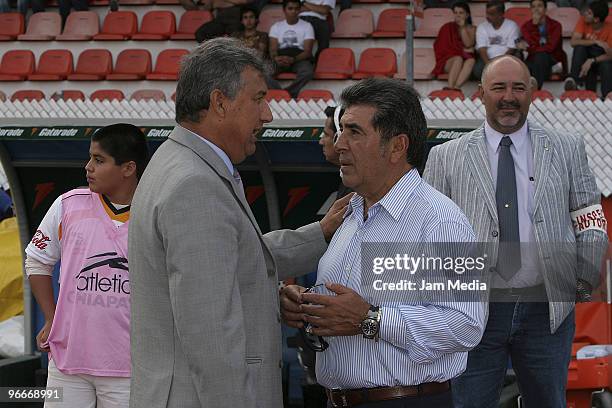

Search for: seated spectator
xmin=195 ymin=0 xmax=253 ymax=42
xmin=0 ymin=0 xmax=44 ymax=16
xmin=473 ymin=1 xmax=520 ymax=79
xmin=432 ymin=1 xmax=476 ymax=90
xmin=269 ymin=0 xmax=315 ymax=98
xmin=299 ymin=0 xmax=335 ymax=58
xmin=232 ymin=6 xmax=269 ymax=58
xmin=516 ymin=0 xmax=564 ymax=89
xmin=565 ymin=0 xmax=612 ymax=98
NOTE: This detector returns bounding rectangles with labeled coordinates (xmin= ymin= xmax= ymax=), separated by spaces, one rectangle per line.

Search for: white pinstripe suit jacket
xmin=423 ymin=120 xmax=608 ymax=333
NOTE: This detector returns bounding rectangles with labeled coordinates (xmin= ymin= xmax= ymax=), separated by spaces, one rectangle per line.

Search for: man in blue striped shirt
xmin=281 ymin=78 xmax=486 ymax=408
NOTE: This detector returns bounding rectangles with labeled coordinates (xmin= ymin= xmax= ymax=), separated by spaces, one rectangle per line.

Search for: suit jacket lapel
xmin=467 ymin=127 xmax=498 ymax=223
xmin=529 ymin=121 xmax=552 ymax=213
xmin=168 ymin=127 xmax=264 ymax=236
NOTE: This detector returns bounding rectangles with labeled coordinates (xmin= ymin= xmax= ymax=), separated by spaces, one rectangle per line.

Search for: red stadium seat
xmin=28 ymin=49 xmax=73 ymax=81
xmin=397 ymin=48 xmax=436 ymax=80
xmin=0 ymin=13 xmax=25 ymax=41
xmin=352 ymin=48 xmax=397 ymax=79
xmin=106 ymin=49 xmax=152 ymax=80
xmin=332 ymin=9 xmax=374 ymax=38
xmin=505 ymin=7 xmax=531 ymax=28
xmin=90 ymin=89 xmax=125 ymax=101
xmin=414 ymin=8 xmax=453 ymax=37
xmin=17 ymin=12 xmax=61 ymax=40
xmin=471 ymin=3 xmax=487 ymax=26
xmin=171 ymin=10 xmax=213 ymax=40
xmin=131 ymin=89 xmax=166 ymax=101
xmin=146 ymin=49 xmax=189 ymax=80
xmin=560 ymin=90 xmax=598 ymax=101
xmin=55 ymin=90 xmax=86 ymax=101
xmin=56 ymin=11 xmax=99 ymax=41
xmin=297 ymin=89 xmax=334 ymax=101
xmin=257 ymin=7 xmax=284 ymax=32
xmin=94 ymin=11 xmax=138 ymax=40
xmin=314 ymin=48 xmax=355 ymax=79
xmin=531 ymin=89 xmax=554 ymax=101
xmin=414 ymin=48 xmax=436 ymax=79
xmin=372 ymin=8 xmax=410 ymax=38
xmin=132 ymin=11 xmax=176 ymax=40
xmin=67 ymin=49 xmax=113 ymax=80
xmin=548 ymin=7 xmax=580 ymax=37
xmin=276 ymin=72 xmax=297 ymax=79
xmin=0 ymin=50 xmax=35 ymax=81
xmin=11 ymin=90 xmax=45 ymax=101
xmin=266 ymin=89 xmax=291 ymax=101
xmin=429 ymin=89 xmax=465 ymax=100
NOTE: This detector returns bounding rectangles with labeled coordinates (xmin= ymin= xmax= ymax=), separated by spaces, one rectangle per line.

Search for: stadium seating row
xmin=0 ymin=49 xmax=188 ymax=81
xmin=1 ymin=6 xmax=601 ymax=42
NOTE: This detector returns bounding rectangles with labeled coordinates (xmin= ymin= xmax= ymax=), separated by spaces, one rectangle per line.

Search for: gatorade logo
xmin=39 ymin=128 xmax=79 ymax=137
xmin=262 ymin=129 xmax=305 ymax=139
xmin=0 ymin=128 xmax=25 ymax=137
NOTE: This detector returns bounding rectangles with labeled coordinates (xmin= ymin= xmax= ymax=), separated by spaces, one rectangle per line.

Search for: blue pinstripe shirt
xmin=315 ymin=168 xmax=486 ymax=389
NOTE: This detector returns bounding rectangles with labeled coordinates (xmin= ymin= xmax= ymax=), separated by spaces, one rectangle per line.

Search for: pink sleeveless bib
xmin=48 ymin=189 xmax=131 ymax=377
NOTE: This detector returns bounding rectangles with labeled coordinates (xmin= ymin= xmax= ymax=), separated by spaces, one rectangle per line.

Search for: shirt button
xmin=345 ymin=265 xmax=350 ymax=271
xmin=492 ymin=231 xmax=499 ymax=237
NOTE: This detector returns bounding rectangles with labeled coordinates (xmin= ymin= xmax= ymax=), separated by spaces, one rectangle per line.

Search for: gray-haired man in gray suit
xmin=424 ymin=55 xmax=608 ymax=408
xmin=128 ymin=38 xmax=350 ymax=408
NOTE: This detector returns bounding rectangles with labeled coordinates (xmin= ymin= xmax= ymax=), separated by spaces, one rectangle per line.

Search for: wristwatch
xmin=360 ymin=305 xmax=381 ymax=341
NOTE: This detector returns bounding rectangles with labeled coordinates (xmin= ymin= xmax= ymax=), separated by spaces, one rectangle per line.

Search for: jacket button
xmin=492 ymin=231 xmax=498 ymax=237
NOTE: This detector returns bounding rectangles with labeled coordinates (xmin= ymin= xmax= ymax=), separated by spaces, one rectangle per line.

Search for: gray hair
xmin=340 ymin=78 xmax=427 ymax=168
xmin=175 ymin=37 xmax=271 ymax=123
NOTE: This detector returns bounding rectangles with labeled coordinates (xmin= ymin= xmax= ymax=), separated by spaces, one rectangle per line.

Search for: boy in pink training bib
xmin=25 ymin=124 xmax=149 ymax=407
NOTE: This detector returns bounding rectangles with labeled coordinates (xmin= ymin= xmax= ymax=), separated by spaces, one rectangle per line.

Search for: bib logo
xmin=262 ymin=129 xmax=305 ymax=139
xmin=71 ymin=252 xmax=130 ymax=309
xmin=147 ymin=129 xmax=172 ymax=138
xmin=38 ymin=128 xmax=79 ymax=137
xmin=31 ymin=230 xmax=51 ymax=250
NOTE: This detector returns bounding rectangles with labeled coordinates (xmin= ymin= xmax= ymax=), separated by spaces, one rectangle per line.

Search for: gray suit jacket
xmin=128 ymin=126 xmax=327 ymax=408
xmin=423 ymin=120 xmax=608 ymax=333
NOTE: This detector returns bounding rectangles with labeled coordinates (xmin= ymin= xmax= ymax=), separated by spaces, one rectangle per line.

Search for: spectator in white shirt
xmin=269 ymin=0 xmax=315 ymax=98
xmin=299 ymin=0 xmax=335 ymax=58
xmin=473 ymin=1 xmax=520 ymax=78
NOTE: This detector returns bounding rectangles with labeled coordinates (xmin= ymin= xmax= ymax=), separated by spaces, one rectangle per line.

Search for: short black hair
xmin=324 ymin=105 xmax=344 ymax=133
xmin=529 ymin=0 xmax=547 ymax=8
xmin=486 ymin=0 xmax=505 ymax=14
xmin=589 ymin=0 xmax=609 ymax=23
xmin=91 ymin=123 xmax=149 ymax=179
xmin=282 ymin=0 xmax=300 ymax=9
xmin=340 ymin=78 xmax=427 ymax=168
xmin=240 ymin=4 xmax=259 ymax=20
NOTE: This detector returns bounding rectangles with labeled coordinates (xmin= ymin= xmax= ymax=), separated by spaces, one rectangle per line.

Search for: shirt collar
xmin=346 ymin=167 xmax=422 ymax=222
xmin=484 ymin=120 xmax=529 ymax=153
xmin=179 ymin=125 xmax=235 ymax=178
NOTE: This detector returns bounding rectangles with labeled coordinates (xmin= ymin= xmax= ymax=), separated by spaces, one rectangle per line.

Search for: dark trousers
xmin=195 ymin=6 xmax=242 ymax=42
xmin=327 ymin=389 xmax=453 ymax=408
xmin=300 ymin=15 xmax=330 ymax=59
xmin=570 ymin=45 xmax=612 ymax=97
xmin=526 ymin=52 xmax=556 ymax=90
xmin=452 ymin=302 xmax=575 ymax=408
xmin=58 ymin=0 xmax=88 ymax=24
xmin=278 ymin=59 xmax=314 ymax=98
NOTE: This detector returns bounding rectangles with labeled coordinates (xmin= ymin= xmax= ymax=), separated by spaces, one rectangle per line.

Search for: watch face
xmin=361 ymin=318 xmax=378 ymax=337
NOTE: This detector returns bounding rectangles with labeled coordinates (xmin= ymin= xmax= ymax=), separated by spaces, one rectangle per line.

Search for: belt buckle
xmin=330 ymin=389 xmax=349 ymax=408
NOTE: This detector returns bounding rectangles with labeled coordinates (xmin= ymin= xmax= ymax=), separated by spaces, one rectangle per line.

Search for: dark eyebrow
xmin=342 ymin=122 xmax=365 ymax=133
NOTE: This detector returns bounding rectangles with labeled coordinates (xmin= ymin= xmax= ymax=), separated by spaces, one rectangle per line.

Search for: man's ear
xmin=209 ymin=89 xmax=226 ymax=117
xmin=390 ymin=134 xmax=409 ymax=164
xmin=122 ymin=161 xmax=137 ymax=179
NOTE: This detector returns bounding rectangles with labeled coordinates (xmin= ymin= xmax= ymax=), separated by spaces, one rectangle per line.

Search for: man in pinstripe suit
xmin=423 ymin=55 xmax=608 ymax=408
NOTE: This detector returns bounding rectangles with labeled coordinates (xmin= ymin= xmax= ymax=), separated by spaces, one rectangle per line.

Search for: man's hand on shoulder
xmin=320 ymin=193 xmax=354 ymax=242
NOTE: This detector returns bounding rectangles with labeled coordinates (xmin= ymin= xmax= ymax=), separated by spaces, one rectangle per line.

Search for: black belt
xmin=326 ymin=381 xmax=450 ymax=407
